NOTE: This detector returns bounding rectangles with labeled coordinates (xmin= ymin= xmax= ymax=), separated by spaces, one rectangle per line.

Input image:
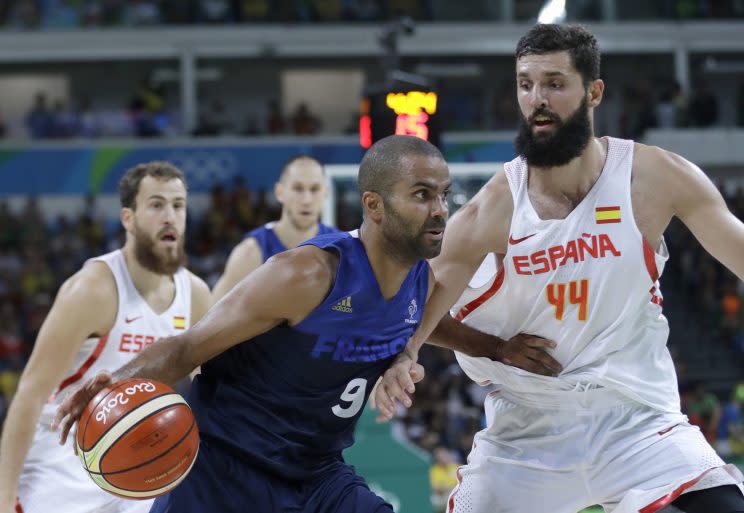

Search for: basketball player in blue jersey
xmin=212 ymin=155 xmax=336 ymax=302
xmin=52 ymin=135 xmax=505 ymax=513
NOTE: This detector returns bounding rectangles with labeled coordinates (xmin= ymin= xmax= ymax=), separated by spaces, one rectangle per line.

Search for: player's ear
xmin=120 ymin=207 xmax=134 ymax=232
xmin=587 ymin=79 xmax=604 ymax=108
xmin=274 ymin=181 xmax=284 ymax=204
xmin=361 ymin=191 xmax=384 ymax=223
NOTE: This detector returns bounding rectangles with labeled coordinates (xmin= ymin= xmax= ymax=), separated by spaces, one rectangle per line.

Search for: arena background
xmin=0 ymin=1 xmax=743 ymax=512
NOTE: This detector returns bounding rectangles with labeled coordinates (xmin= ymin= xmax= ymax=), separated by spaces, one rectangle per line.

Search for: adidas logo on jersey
xmin=332 ymin=296 xmax=353 ymax=313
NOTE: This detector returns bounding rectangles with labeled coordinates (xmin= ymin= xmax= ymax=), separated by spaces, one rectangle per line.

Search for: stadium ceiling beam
xmin=0 ymin=22 xmax=743 ymax=63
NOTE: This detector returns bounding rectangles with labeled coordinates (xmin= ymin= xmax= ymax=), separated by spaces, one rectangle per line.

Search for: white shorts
xmin=447 ymin=386 xmax=744 ymax=513
xmin=17 ymin=423 xmax=153 ymax=513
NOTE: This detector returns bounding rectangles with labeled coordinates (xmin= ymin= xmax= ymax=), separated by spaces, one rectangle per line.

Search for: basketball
xmin=75 ymin=378 xmax=199 ymax=500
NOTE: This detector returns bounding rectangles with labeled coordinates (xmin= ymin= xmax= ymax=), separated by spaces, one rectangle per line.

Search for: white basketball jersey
xmin=40 ymin=249 xmax=192 ymax=424
xmin=453 ymin=137 xmax=680 ymax=412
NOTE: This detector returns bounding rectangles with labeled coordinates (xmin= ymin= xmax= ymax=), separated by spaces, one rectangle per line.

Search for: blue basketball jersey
xmin=190 ymin=231 xmax=429 ymax=480
xmin=247 ymin=221 xmax=337 ymax=262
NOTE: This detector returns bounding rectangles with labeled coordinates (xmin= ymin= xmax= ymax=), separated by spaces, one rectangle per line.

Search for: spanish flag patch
xmin=173 ymin=316 xmax=186 ymax=330
xmin=595 ymin=206 xmax=621 ymax=224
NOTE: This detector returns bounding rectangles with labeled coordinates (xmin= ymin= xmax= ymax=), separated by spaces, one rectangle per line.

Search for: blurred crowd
xmin=0 ymin=177 xmax=743 ymax=513
xmin=2 ymin=0 xmax=744 ymax=28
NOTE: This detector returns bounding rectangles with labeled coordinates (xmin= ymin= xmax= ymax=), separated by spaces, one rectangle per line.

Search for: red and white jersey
xmin=453 ymin=137 xmax=680 ymax=412
xmin=40 ymin=249 xmax=191 ymax=424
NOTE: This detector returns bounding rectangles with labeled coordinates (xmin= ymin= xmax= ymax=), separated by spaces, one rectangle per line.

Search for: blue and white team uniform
xmin=150 ymin=231 xmax=430 ymax=513
xmin=246 ymin=221 xmax=337 ymax=262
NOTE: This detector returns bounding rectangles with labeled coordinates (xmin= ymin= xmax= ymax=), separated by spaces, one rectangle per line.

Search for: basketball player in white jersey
xmin=375 ymin=25 xmax=744 ymax=513
xmin=211 ymin=155 xmax=333 ymax=302
xmin=0 ymin=162 xmax=211 ymax=513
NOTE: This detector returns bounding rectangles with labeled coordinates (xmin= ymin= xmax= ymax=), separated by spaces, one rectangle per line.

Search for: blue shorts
xmin=149 ymin=438 xmax=393 ymax=513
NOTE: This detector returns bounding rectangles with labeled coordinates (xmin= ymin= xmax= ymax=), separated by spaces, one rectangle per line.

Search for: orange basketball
xmin=75 ymin=378 xmax=199 ymax=500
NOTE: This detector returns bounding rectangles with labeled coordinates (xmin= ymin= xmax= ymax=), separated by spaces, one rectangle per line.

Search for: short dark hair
xmin=358 ymin=135 xmax=444 ymax=199
xmin=118 ymin=161 xmax=186 ymax=210
xmin=516 ymin=24 xmax=600 ymax=85
xmin=279 ymin=155 xmax=324 ymax=181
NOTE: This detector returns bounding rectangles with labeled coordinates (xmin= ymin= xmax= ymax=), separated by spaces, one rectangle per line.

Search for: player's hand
xmin=498 ymin=333 xmax=562 ymax=377
xmin=52 ymin=371 xmax=113 ymax=450
xmin=372 ymin=350 xmax=424 ymax=423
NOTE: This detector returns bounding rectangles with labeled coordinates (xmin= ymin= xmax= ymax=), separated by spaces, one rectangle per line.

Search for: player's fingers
xmin=385 ymin=378 xmax=411 ymax=408
xmin=374 ymin=385 xmax=395 ymax=422
xmin=369 ymin=377 xmax=382 ymax=409
xmin=409 ymin=362 xmax=425 ymax=383
xmin=529 ymin=349 xmax=562 ymax=374
xmin=394 ymin=365 xmax=416 ymax=394
xmin=524 ymin=337 xmax=558 ymax=350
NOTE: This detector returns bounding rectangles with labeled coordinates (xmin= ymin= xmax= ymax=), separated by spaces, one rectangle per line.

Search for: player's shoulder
xmin=186 ymin=270 xmax=211 ymax=300
xmin=457 ymin=165 xmax=512 ymax=225
xmin=231 ymin=236 xmax=262 ymax=259
xmin=64 ymin=259 xmax=117 ymax=302
xmin=633 ymin=142 xmax=695 ymax=179
xmin=267 ymin=244 xmax=338 ymax=291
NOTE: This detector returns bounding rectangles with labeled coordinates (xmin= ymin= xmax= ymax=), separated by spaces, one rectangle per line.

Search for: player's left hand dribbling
xmin=373 ymin=351 xmax=424 ymax=423
xmin=52 ymin=371 xmax=113 ymax=450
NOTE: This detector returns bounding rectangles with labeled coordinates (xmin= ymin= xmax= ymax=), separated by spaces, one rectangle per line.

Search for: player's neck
xmin=121 ymin=245 xmax=175 ymax=300
xmin=273 ymin=216 xmax=320 ymax=248
xmin=358 ymin=223 xmax=415 ymax=301
xmin=528 ymin=136 xmax=608 ymax=201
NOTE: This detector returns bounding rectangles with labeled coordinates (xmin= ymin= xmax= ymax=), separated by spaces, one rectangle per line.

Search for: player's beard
xmin=133 ymin=222 xmax=186 ymax=275
xmin=514 ymin=96 xmax=592 ymax=168
xmin=382 ymin=199 xmax=446 ymax=261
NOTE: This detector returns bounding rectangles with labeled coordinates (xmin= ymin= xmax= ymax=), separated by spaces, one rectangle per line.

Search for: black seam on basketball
xmin=90 ymin=405 xmax=196 ymax=476
xmin=81 ymin=378 xmax=142 ymax=453
xmin=98 ymin=418 xmax=198 ymax=494
xmin=81 ymin=388 xmax=175 ymax=452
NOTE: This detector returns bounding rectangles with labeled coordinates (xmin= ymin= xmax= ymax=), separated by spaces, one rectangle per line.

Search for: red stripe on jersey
xmin=596 ymin=218 xmax=621 ymax=224
xmin=642 ymin=238 xmax=659 ymax=283
xmin=447 ymin=467 xmax=463 ymax=513
xmin=454 ymin=265 xmax=505 ymax=321
xmin=595 ymin=206 xmax=621 ymax=212
xmin=639 ymin=468 xmax=713 ymax=513
xmin=55 ymin=333 xmax=109 ymax=396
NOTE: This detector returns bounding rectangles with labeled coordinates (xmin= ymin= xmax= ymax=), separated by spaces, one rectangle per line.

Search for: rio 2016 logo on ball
xmin=75 ymin=378 xmax=199 ymax=500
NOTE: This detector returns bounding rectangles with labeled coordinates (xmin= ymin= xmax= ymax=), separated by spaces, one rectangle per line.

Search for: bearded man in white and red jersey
xmin=0 ymin=162 xmax=211 ymax=513
xmin=375 ymin=24 xmax=744 ymax=513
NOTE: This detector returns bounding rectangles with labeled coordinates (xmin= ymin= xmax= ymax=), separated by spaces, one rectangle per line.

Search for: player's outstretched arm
xmin=407 ymin=172 xmax=512 ymax=359
xmin=0 ymin=263 xmax=116 ymax=512
xmin=658 ymin=148 xmax=744 ymax=281
xmin=373 ymin=173 xmax=513 ymax=420
xmin=428 ymin=314 xmax=562 ymax=376
xmin=53 ymin=246 xmax=335 ymax=445
xmin=211 ymin=237 xmax=263 ymax=302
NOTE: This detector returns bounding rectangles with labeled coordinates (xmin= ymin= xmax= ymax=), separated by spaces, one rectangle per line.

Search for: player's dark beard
xmin=514 ymin=96 xmax=591 ymax=168
xmin=383 ymin=199 xmax=446 ymax=261
xmin=133 ymin=224 xmax=186 ymax=275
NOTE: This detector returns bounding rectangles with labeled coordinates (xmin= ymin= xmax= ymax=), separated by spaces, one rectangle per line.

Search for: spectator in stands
xmin=683 ymin=381 xmax=722 ymax=444
xmin=671 ymin=81 xmax=688 ymax=127
xmin=430 ymin=446 xmax=460 ymax=513
xmin=76 ymin=95 xmax=102 ymax=137
xmin=688 ymin=79 xmax=719 ymax=127
xmin=266 ymin=99 xmax=285 ymax=134
xmin=291 ymin=102 xmax=321 ymax=134
xmin=717 ymin=382 xmax=744 ymax=458
xmin=25 ymin=92 xmax=53 ymax=139
xmin=0 ymin=112 xmax=6 ymax=138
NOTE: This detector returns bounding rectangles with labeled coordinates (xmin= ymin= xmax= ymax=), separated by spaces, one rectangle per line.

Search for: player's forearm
xmin=0 ymin=387 xmax=47 ymax=503
xmin=408 ymin=275 xmax=472 ymax=357
xmin=427 ymin=314 xmax=504 ymax=359
xmin=111 ymin=334 xmax=196 ymax=387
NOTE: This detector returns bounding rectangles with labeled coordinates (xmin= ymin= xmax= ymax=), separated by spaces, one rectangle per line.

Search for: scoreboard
xmin=360 ymin=88 xmax=441 ymax=149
